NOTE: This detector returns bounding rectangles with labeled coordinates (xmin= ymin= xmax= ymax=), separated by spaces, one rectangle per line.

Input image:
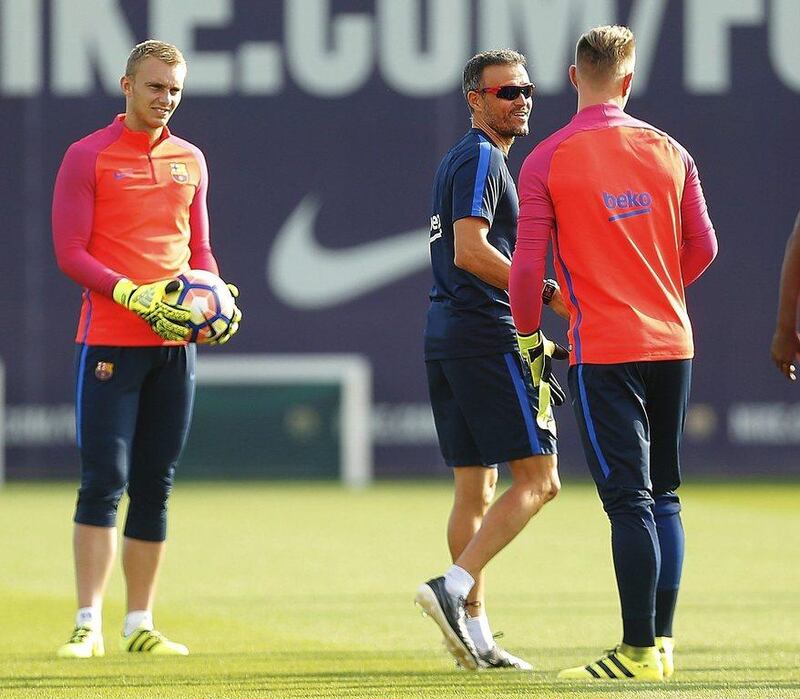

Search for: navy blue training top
xmin=424 ymin=128 xmax=519 ymax=360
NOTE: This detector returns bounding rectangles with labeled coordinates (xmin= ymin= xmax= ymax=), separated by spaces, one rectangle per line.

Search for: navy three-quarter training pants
xmin=73 ymin=344 xmax=196 ymax=542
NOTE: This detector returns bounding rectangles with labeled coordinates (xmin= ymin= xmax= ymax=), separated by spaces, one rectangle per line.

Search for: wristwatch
xmin=542 ymin=278 xmax=559 ymax=306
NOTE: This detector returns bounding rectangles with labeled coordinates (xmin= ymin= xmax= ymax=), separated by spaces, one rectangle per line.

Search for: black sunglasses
xmin=478 ymin=83 xmax=534 ymax=100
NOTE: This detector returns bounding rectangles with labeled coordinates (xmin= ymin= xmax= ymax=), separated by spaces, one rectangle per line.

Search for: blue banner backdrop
xmin=1 ymin=0 xmax=799 ymax=478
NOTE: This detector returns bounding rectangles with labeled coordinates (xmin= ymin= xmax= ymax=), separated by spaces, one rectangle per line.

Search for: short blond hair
xmin=575 ymin=25 xmax=635 ymax=83
xmin=125 ymin=40 xmax=185 ymax=77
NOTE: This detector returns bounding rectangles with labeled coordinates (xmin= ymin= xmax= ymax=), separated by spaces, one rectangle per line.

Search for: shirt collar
xmin=113 ymin=114 xmax=171 ymax=151
xmin=470 ymin=127 xmax=509 ymax=160
xmin=572 ymin=102 xmax=626 ymax=125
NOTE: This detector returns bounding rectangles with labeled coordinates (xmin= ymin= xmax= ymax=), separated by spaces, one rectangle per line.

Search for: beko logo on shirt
xmin=429 ymin=214 xmax=442 ymax=244
xmin=602 ymin=190 xmax=653 ymax=222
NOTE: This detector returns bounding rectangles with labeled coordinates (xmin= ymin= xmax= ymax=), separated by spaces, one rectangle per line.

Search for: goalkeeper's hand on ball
xmin=517 ymin=329 xmax=569 ymax=434
xmin=207 ymin=282 xmax=242 ymax=346
xmin=113 ymin=278 xmax=192 ymax=342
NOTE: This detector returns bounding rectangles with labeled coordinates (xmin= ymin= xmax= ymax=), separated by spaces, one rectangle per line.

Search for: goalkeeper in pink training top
xmin=52 ymin=40 xmax=240 ymax=659
xmin=510 ymin=25 xmax=717 ymax=681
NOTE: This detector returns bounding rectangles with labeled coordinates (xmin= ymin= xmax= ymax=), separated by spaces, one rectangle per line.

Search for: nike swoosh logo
xmin=267 ymin=195 xmax=430 ymax=309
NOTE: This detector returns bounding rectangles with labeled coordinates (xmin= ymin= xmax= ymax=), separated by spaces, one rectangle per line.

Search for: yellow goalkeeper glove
xmin=517 ymin=330 xmax=569 ymax=434
xmin=207 ymin=283 xmax=242 ymax=346
xmin=112 ymin=278 xmax=192 ymax=342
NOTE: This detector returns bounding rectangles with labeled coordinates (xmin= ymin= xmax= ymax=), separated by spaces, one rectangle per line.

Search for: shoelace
xmin=68 ymin=627 xmax=92 ymax=643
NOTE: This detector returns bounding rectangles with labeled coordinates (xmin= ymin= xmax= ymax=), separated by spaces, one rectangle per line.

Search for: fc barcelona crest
xmin=94 ymin=362 xmax=114 ymax=381
xmin=170 ymin=162 xmax=189 ymax=184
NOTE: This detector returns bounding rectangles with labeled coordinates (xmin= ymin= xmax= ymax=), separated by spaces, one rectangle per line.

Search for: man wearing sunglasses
xmin=415 ymin=50 xmax=567 ymax=671
xmin=511 ymin=25 xmax=717 ymax=681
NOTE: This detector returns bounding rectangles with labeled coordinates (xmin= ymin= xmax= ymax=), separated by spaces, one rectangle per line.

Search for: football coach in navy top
xmin=414 ymin=50 xmax=568 ymax=671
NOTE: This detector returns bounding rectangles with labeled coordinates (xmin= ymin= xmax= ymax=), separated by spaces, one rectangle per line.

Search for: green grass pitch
xmin=0 ymin=480 xmax=798 ymax=698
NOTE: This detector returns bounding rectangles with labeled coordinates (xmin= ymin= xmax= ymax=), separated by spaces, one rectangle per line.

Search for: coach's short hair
xmin=462 ymin=49 xmax=527 ymax=108
xmin=125 ymin=40 xmax=185 ymax=77
xmin=575 ymin=25 xmax=635 ymax=83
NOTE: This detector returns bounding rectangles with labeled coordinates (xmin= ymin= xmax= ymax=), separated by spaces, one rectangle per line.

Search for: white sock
xmin=443 ymin=565 xmax=475 ymax=599
xmin=75 ymin=607 xmax=101 ymax=631
xmin=466 ymin=614 xmax=494 ymax=653
xmin=123 ymin=610 xmax=153 ymax=637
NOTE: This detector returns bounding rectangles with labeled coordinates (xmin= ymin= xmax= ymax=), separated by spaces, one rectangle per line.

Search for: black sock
xmin=622 ymin=616 xmax=656 ymax=648
xmin=655 ymin=587 xmax=679 ymax=637
xmin=654 ymin=496 xmax=684 ymax=637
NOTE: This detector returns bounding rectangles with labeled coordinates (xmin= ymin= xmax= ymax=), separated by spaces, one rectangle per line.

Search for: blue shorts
xmin=426 ymin=352 xmax=557 ymax=468
xmin=568 ymin=360 xmax=691 ymax=496
xmin=73 ymin=344 xmax=196 ymax=541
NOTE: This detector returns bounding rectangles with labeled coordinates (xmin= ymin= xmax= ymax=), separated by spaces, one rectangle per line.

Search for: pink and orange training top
xmin=510 ymin=103 xmax=718 ymax=365
xmin=52 ymin=115 xmax=218 ymax=346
